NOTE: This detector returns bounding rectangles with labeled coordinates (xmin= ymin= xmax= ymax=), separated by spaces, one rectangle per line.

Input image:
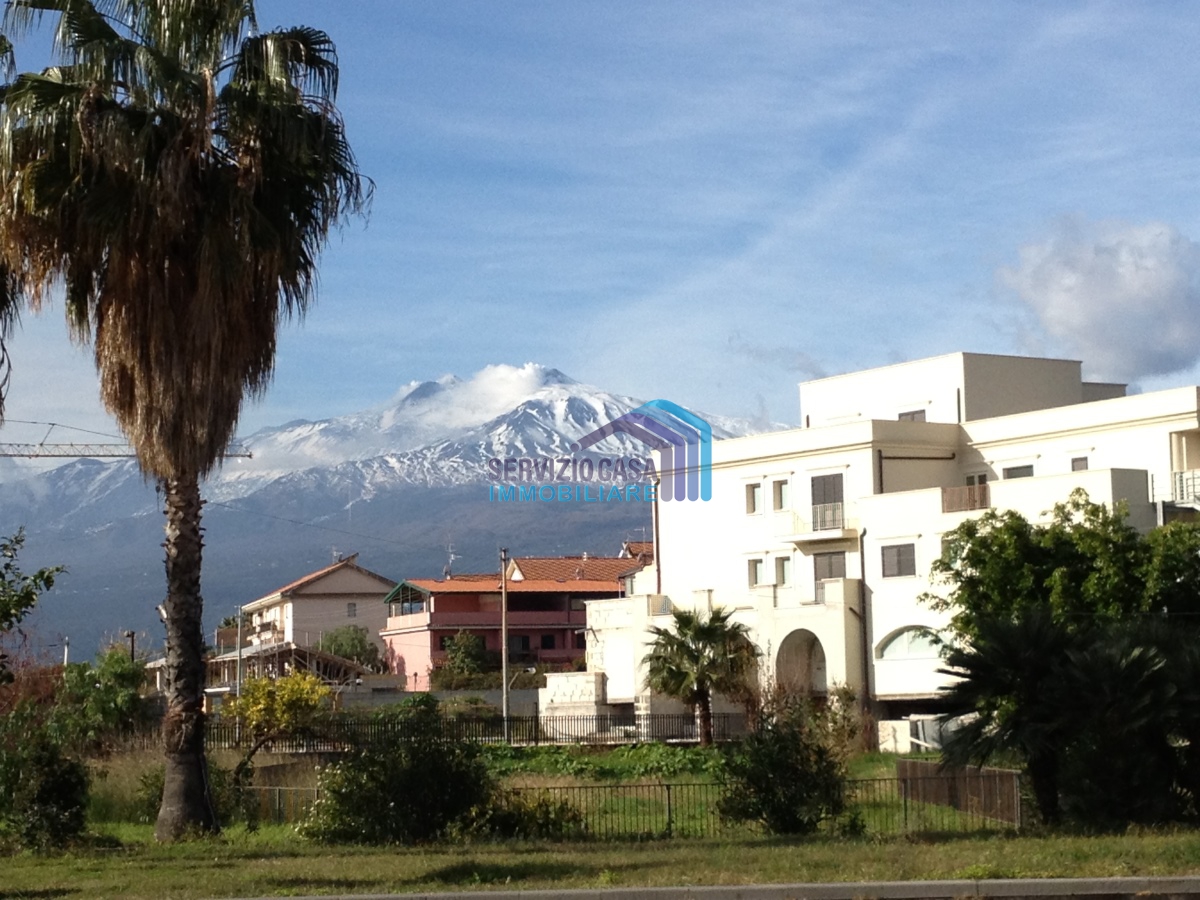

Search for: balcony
xmin=1175 ymin=470 xmax=1200 ymax=506
xmin=941 ymin=484 xmax=991 ymax=513
xmin=647 ymin=595 xmax=674 ymax=617
xmin=781 ymin=503 xmax=858 ymax=545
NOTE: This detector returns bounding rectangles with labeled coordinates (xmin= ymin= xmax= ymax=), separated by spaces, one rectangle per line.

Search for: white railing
xmin=647 ymin=594 xmax=674 ymax=617
xmin=812 ymin=502 xmax=844 ymax=530
xmin=941 ymin=484 xmax=991 ymax=513
xmin=1174 ymin=470 xmax=1200 ymax=504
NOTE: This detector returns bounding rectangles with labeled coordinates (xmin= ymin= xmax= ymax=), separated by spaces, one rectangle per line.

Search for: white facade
xmin=550 ymin=352 xmax=1200 ymax=719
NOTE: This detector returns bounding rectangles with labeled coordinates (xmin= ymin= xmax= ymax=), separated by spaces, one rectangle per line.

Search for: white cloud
xmin=1001 ymin=218 xmax=1200 ymax=382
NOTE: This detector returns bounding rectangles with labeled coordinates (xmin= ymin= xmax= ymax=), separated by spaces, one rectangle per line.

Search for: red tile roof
xmin=501 ymin=579 xmax=624 ymax=594
xmin=510 ymin=556 xmax=634 ymax=583
xmin=621 ymin=541 xmax=655 ymax=565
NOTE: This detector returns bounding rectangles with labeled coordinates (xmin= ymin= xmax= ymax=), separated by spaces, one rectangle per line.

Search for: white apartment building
xmin=541 ymin=352 xmax=1200 ymax=727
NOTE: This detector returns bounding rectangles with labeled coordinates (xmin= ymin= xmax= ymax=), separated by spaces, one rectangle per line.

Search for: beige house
xmin=544 ymin=352 xmax=1200 ymax=740
xmin=243 ymin=553 xmax=397 ymax=654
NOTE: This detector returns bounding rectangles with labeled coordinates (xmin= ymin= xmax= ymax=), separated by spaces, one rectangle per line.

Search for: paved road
xmin=228 ymin=875 xmax=1200 ymax=900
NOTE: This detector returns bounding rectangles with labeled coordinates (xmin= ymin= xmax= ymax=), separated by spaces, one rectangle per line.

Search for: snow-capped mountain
xmin=0 ymin=363 xmax=776 ymax=660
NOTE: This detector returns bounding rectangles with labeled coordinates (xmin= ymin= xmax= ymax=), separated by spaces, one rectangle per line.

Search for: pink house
xmin=380 ymin=555 xmax=641 ymax=690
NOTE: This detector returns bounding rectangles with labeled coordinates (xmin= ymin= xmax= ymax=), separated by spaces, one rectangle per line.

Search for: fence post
xmin=664 ymin=784 xmax=673 ymax=838
xmin=902 ymin=778 xmax=909 ymax=832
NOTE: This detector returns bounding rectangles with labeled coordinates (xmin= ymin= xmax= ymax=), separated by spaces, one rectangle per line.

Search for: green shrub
xmin=718 ymin=692 xmax=846 ymax=835
xmin=0 ymin=707 xmax=89 ymax=849
xmin=461 ymin=789 xmax=587 ymax=841
xmin=300 ymin=733 xmax=493 ymax=844
xmin=134 ymin=760 xmax=254 ymax=828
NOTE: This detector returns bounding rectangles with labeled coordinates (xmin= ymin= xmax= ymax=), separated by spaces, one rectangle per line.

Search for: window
xmin=814 ymin=551 xmax=846 ymax=581
xmin=772 ymin=479 xmax=790 ymax=511
xmin=508 ymin=634 xmax=530 ymax=653
xmin=346 ymin=602 xmax=357 ymax=618
xmin=1071 ymin=456 xmax=1089 ymax=472
xmin=574 ymin=631 xmax=587 ymax=650
xmin=745 ymin=482 xmax=762 ymax=514
xmin=966 ymin=473 xmax=988 ymax=486
xmin=898 ymin=409 xmax=926 ymax=422
xmin=881 ymin=543 xmax=916 ymax=578
xmin=540 ymin=634 xmax=556 ymax=650
xmin=813 ymin=551 xmax=846 ymax=602
xmin=877 ymin=627 xmax=940 ymax=660
xmin=811 ymin=473 xmax=844 ymax=529
xmin=1003 ymin=464 xmax=1034 ymax=479
xmin=775 ymin=556 xmax=792 ymax=586
xmin=747 ymin=558 xmax=764 ymax=587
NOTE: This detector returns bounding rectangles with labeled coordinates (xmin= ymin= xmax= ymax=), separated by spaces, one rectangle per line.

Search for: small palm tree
xmin=0 ymin=0 xmax=366 ymax=839
xmin=938 ymin=608 xmax=1077 ymax=825
xmin=643 ymin=607 xmax=759 ymax=746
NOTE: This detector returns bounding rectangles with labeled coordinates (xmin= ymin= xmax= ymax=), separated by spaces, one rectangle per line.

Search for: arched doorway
xmin=776 ymin=629 xmax=827 ymax=694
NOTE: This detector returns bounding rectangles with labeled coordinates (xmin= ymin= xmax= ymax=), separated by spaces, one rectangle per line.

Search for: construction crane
xmin=0 ymin=420 xmax=251 ymax=458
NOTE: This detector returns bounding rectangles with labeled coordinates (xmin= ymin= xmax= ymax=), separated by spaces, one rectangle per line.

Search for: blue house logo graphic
xmin=571 ymin=400 xmax=712 ymax=501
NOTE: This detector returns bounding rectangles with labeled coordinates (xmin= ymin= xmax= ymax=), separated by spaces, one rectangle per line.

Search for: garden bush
xmin=460 ymin=789 xmax=587 ymax=841
xmin=134 ymin=760 xmax=254 ymax=828
xmin=301 ymin=724 xmax=493 ymax=844
xmin=0 ymin=707 xmax=89 ymax=849
xmin=718 ymin=690 xmax=846 ymax=834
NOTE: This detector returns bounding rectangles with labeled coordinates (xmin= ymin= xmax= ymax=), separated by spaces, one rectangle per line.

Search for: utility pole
xmin=236 ymin=605 xmax=244 ymax=698
xmin=124 ymin=630 xmax=136 ymax=662
xmin=500 ymin=547 xmax=509 ymax=742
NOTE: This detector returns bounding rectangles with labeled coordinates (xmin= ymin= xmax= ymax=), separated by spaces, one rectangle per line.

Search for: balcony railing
xmin=941 ymin=484 xmax=990 ymax=513
xmin=811 ymin=502 xmax=844 ymax=530
xmin=1174 ymin=470 xmax=1200 ymax=505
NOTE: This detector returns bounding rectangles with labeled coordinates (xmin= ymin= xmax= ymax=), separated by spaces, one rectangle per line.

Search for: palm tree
xmin=938 ymin=608 xmax=1078 ymax=825
xmin=643 ymin=607 xmax=759 ymax=746
xmin=0 ymin=0 xmax=367 ymax=839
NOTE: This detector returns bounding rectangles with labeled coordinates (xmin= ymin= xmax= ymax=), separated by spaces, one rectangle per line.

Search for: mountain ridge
xmin=1 ymin=362 xmax=776 ymax=660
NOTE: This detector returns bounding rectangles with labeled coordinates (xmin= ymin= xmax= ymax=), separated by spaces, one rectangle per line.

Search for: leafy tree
xmin=222 ymin=671 xmax=332 ymax=785
xmin=442 ymin=630 xmax=487 ymax=675
xmin=49 ymin=647 xmax=151 ymax=753
xmin=0 ymin=0 xmax=367 ymax=839
xmin=0 ymin=530 xmax=62 ymax=684
xmin=316 ymin=625 xmax=380 ymax=671
xmin=643 ymin=607 xmax=760 ymax=746
xmin=931 ymin=491 xmax=1200 ymax=828
xmin=925 ymin=490 xmax=1150 ymax=639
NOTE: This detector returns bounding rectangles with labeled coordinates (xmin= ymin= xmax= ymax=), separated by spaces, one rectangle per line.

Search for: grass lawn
xmin=8 ymin=825 xmax=1200 ymax=899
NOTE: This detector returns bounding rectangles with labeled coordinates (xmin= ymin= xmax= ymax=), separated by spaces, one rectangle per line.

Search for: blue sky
xmin=5 ymin=1 xmax=1200 ymax=445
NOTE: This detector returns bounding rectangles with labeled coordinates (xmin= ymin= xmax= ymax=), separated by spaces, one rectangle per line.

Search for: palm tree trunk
xmin=155 ymin=474 xmax=217 ymax=840
xmin=697 ymin=691 xmax=714 ymax=747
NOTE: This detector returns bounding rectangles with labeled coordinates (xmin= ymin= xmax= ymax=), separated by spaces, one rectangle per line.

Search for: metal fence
xmin=246 ymin=774 xmax=1022 ymax=839
xmin=194 ymin=713 xmax=748 ymax=753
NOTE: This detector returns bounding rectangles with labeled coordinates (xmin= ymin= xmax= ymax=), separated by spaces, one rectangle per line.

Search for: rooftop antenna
xmin=443 ymin=543 xmax=459 ymax=579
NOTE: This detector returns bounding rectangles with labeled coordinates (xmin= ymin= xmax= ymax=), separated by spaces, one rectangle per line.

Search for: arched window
xmin=877 ymin=627 xmax=940 ymax=660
